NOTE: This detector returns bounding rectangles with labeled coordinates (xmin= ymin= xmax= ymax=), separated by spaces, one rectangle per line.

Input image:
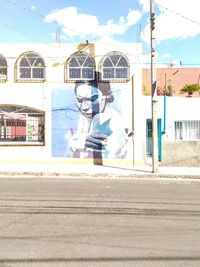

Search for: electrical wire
xmin=2 ymin=1 xmax=200 ymax=67
xmin=154 ymin=0 xmax=200 ymax=27
xmin=4 ymin=0 xmax=141 ymax=55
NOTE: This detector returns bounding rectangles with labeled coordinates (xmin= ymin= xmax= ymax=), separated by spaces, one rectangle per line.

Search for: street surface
xmin=0 ymin=176 xmax=200 ymax=267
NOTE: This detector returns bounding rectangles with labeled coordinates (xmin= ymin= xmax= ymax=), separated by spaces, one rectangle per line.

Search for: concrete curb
xmin=1 ymin=162 xmax=200 ymax=179
xmin=0 ymin=171 xmax=200 ymax=179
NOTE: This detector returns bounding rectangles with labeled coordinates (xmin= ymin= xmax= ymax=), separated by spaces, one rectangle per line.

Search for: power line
xmin=5 ymin=0 xmax=86 ymax=45
xmin=5 ymin=0 xmax=200 ymax=67
xmin=4 ymin=0 xmax=141 ymax=54
xmin=143 ymin=62 xmax=200 ymax=66
xmin=6 ymin=0 xmax=46 ymax=19
xmin=0 ymin=21 xmax=50 ymax=44
xmin=4 ymin=0 xmax=97 ymax=42
xmin=154 ymin=0 xmax=200 ymax=27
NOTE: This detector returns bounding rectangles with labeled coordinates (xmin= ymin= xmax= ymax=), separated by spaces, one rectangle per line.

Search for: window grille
xmin=0 ymin=106 xmax=45 ymax=145
xmin=66 ymin=52 xmax=95 ymax=81
xmin=175 ymin=121 xmax=200 ymax=140
xmin=0 ymin=54 xmax=7 ymax=82
xmin=16 ymin=52 xmax=45 ymax=82
xmin=100 ymin=52 xmax=129 ymax=82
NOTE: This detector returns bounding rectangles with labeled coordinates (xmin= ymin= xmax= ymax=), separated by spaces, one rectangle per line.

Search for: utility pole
xmin=150 ymin=0 xmax=158 ymax=172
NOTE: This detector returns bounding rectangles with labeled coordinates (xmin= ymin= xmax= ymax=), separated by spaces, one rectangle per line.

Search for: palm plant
xmin=180 ymin=83 xmax=200 ymax=96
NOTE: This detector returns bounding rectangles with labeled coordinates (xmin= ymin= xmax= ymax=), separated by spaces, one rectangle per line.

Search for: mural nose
xmin=81 ymin=102 xmax=90 ymax=111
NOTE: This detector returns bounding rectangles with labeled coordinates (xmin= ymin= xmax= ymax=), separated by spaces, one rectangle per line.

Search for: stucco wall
xmin=142 ymin=96 xmax=200 ymax=167
xmin=0 ymin=42 xmax=142 ymax=165
xmin=162 ymin=141 xmax=200 ymax=167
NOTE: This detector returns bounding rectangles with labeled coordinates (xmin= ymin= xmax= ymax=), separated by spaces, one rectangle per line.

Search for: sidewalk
xmin=0 ymin=161 xmax=200 ymax=179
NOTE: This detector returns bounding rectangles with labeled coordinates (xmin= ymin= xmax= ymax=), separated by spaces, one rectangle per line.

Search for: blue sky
xmin=1 ymin=0 xmax=200 ymax=67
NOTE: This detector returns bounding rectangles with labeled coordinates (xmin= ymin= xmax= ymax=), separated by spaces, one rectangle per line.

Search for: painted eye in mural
xmin=90 ymin=95 xmax=98 ymax=102
xmin=77 ymin=97 xmax=83 ymax=103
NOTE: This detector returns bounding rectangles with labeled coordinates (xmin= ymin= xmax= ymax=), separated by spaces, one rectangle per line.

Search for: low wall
xmin=162 ymin=141 xmax=200 ymax=167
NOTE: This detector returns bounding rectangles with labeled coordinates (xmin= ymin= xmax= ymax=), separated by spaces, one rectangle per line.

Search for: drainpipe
xmin=131 ymin=75 xmax=135 ymax=166
xmin=162 ymin=73 xmax=167 ymax=134
xmin=163 ymin=94 xmax=166 ymax=134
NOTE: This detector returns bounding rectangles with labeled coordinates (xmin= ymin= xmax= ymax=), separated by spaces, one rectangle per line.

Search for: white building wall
xmin=143 ymin=96 xmax=200 ymax=140
xmin=0 ymin=42 xmax=143 ymax=165
xmin=1 ymin=42 xmax=199 ymax=166
xmin=143 ymin=96 xmax=200 ymax=166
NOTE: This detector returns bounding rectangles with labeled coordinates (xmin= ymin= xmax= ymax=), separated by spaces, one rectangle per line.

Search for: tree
xmin=165 ymin=79 xmax=174 ymax=96
xmin=180 ymin=83 xmax=200 ymax=96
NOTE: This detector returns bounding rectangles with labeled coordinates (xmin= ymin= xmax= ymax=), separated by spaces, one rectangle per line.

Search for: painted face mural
xmin=52 ymin=82 xmax=129 ymax=159
xmin=75 ymin=83 xmax=106 ymax=119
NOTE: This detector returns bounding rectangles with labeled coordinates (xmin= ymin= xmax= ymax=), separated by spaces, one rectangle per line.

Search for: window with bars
xmin=16 ymin=52 xmax=45 ymax=82
xmin=0 ymin=106 xmax=45 ymax=145
xmin=66 ymin=52 xmax=95 ymax=81
xmin=175 ymin=121 xmax=200 ymax=140
xmin=100 ymin=52 xmax=129 ymax=82
xmin=0 ymin=54 xmax=7 ymax=82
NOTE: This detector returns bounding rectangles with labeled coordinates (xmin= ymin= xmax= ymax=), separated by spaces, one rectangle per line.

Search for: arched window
xmin=0 ymin=105 xmax=45 ymax=145
xmin=15 ymin=51 xmax=45 ymax=82
xmin=0 ymin=54 xmax=7 ymax=82
xmin=65 ymin=52 xmax=95 ymax=81
xmin=99 ymin=51 xmax=129 ymax=82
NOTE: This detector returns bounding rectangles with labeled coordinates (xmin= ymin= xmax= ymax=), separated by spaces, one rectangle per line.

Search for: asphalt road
xmin=0 ymin=176 xmax=200 ymax=267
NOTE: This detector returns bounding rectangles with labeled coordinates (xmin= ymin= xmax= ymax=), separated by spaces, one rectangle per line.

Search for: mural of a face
xmin=75 ymin=83 xmax=106 ymax=119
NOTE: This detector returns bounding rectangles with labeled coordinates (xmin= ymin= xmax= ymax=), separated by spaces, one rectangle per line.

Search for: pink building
xmin=143 ymin=68 xmax=200 ymax=97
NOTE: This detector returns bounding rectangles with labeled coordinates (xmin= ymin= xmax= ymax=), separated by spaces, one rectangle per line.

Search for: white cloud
xmin=139 ymin=0 xmax=150 ymax=13
xmin=160 ymin=53 xmax=171 ymax=59
xmin=30 ymin=5 xmax=36 ymax=11
xmin=141 ymin=0 xmax=200 ymax=43
xmin=45 ymin=7 xmax=142 ymax=39
xmin=126 ymin=9 xmax=142 ymax=26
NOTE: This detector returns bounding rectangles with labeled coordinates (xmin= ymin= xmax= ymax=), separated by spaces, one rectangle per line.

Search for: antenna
xmin=56 ymin=23 xmax=61 ymax=45
xmin=137 ymin=23 xmax=141 ymax=43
